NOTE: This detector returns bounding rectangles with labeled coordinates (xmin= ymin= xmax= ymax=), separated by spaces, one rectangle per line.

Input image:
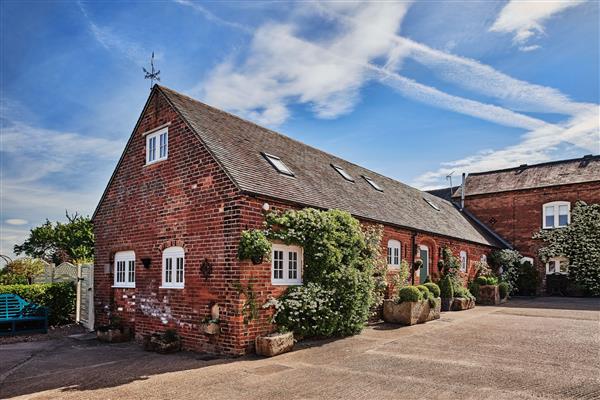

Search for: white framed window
xmin=363 ymin=175 xmax=383 ymax=192
xmin=271 ymin=244 xmax=303 ymax=285
xmin=543 ymin=201 xmax=570 ymax=229
xmin=331 ymin=164 xmax=354 ymax=182
xmin=146 ymin=127 xmax=168 ymax=165
xmin=546 ymin=256 xmax=568 ymax=275
xmin=459 ymin=250 xmax=468 ymax=272
xmin=162 ymin=246 xmax=185 ymax=288
xmin=387 ymin=240 xmax=401 ymax=268
xmin=262 ymin=152 xmax=294 ymax=176
xmin=114 ymin=251 xmax=135 ymax=288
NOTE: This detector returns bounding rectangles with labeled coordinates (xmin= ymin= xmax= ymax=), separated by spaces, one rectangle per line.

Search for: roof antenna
xmin=143 ymin=51 xmax=161 ymax=90
xmin=446 ymin=171 xmax=455 ymax=198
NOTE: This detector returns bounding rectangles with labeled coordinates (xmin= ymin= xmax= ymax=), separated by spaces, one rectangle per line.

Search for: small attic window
xmin=262 ymin=152 xmax=294 ymax=176
xmin=424 ymin=197 xmax=440 ymax=211
xmin=331 ymin=164 xmax=354 ymax=182
xmin=363 ymin=176 xmax=383 ymax=192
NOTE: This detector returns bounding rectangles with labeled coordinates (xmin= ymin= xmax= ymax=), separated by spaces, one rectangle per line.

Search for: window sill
xmin=271 ymin=281 xmax=303 ymax=286
xmin=112 ymin=285 xmax=135 ymax=289
xmin=159 ymin=285 xmax=185 ymax=290
xmin=145 ymin=158 xmax=168 ymax=167
xmin=387 ymin=265 xmax=400 ymax=269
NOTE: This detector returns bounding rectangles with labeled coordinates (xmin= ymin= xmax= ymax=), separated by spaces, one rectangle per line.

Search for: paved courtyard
xmin=1 ymin=297 xmax=599 ymax=400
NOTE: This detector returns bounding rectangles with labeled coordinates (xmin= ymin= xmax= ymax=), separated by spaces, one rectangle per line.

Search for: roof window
xmin=331 ymin=164 xmax=354 ymax=182
xmin=424 ymin=197 xmax=440 ymax=211
xmin=363 ymin=176 xmax=383 ymax=192
xmin=262 ymin=153 xmax=294 ymax=176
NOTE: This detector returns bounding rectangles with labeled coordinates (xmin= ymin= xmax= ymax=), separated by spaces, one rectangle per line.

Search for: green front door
xmin=419 ymin=246 xmax=429 ymax=283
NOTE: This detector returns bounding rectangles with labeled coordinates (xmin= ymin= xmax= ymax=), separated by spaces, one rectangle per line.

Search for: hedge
xmin=0 ymin=282 xmax=76 ymax=325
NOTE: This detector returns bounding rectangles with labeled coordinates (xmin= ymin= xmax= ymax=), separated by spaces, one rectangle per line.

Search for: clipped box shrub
xmin=423 ymin=282 xmax=440 ymax=298
xmin=397 ymin=286 xmax=423 ymax=303
xmin=499 ymin=282 xmax=509 ymax=299
xmin=0 ymin=282 xmax=76 ymax=325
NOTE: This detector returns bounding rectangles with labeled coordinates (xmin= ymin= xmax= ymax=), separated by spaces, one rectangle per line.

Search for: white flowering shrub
xmin=265 ymin=283 xmax=340 ymax=337
xmin=534 ymin=201 xmax=600 ymax=296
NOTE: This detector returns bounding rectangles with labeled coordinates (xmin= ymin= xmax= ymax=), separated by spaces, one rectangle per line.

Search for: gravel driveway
xmin=1 ymin=297 xmax=599 ymax=400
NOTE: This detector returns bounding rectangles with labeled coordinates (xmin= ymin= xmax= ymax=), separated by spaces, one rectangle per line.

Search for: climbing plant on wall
xmin=533 ymin=201 xmax=600 ymax=296
xmin=260 ymin=208 xmax=382 ymax=337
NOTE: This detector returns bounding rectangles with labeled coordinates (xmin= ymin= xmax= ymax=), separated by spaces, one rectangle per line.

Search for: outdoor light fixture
xmin=141 ymin=258 xmax=152 ymax=269
xmin=262 ymin=202 xmax=270 ymax=212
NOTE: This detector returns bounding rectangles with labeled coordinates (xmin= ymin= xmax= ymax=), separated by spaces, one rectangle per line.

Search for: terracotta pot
xmin=255 ymin=332 xmax=294 ymax=357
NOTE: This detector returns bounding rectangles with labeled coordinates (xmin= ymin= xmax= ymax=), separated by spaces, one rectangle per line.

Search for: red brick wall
xmin=462 ymin=181 xmax=600 ymax=288
xmin=93 ymin=90 xmax=245 ymax=355
xmin=94 ymin=89 xmax=496 ymax=356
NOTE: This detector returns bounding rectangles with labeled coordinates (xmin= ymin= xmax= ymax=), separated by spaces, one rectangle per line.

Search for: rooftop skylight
xmin=331 ymin=164 xmax=354 ymax=182
xmin=424 ymin=197 xmax=440 ymax=211
xmin=262 ymin=152 xmax=294 ymax=176
xmin=363 ymin=176 xmax=383 ymax=192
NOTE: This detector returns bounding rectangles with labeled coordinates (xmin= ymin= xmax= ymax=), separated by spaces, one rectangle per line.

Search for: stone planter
xmin=451 ymin=298 xmax=475 ymax=311
xmin=201 ymin=322 xmax=220 ymax=335
xmin=96 ymin=326 xmax=130 ymax=343
xmin=441 ymin=297 xmax=453 ymax=312
xmin=383 ymin=299 xmax=424 ymax=325
xmin=477 ymin=285 xmax=500 ymax=305
xmin=255 ymin=332 xmax=294 ymax=357
xmin=143 ymin=333 xmax=181 ymax=354
xmin=426 ymin=298 xmax=441 ymax=321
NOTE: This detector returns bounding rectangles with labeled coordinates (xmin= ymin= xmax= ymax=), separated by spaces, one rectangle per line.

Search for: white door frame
xmin=419 ymin=245 xmax=430 ymax=277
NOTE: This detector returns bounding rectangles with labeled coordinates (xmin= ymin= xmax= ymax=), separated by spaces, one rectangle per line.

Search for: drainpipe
xmin=411 ymin=232 xmax=417 ymax=285
xmin=460 ymin=173 xmax=466 ymax=211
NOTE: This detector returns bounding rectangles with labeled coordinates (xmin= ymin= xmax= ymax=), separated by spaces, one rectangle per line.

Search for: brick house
xmin=92 ymin=85 xmax=503 ymax=355
xmin=430 ymin=156 xmax=600 ymax=293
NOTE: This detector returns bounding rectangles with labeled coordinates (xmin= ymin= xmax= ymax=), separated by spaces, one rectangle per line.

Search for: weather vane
xmin=143 ymin=52 xmax=161 ymax=90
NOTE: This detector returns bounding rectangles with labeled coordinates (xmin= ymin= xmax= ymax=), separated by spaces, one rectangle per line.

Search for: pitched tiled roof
xmin=157 ymin=86 xmax=501 ymax=247
xmin=455 ymin=155 xmax=600 ymax=197
xmin=427 ymin=186 xmax=460 ymax=202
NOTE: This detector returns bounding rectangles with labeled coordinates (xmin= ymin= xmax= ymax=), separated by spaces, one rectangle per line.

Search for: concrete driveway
xmin=1 ymin=297 xmax=599 ymax=400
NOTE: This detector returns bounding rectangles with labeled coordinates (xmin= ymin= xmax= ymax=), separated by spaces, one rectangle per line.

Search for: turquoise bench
xmin=0 ymin=294 xmax=48 ymax=336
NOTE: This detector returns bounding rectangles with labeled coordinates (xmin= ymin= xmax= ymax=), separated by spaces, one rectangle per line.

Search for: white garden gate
xmin=77 ymin=263 xmax=94 ymax=330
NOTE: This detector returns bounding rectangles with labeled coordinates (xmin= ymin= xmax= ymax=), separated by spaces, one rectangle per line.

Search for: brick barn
xmin=431 ymin=156 xmax=600 ymax=293
xmin=92 ymin=85 xmax=507 ymax=355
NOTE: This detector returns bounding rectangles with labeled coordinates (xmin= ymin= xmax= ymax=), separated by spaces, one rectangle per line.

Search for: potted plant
xmin=201 ymin=317 xmax=221 ymax=335
xmin=143 ymin=329 xmax=181 ymax=354
xmin=451 ymin=287 xmax=476 ymax=310
xmin=498 ymin=282 xmax=509 ymax=303
xmin=96 ymin=316 xmax=131 ymax=343
xmin=383 ymin=286 xmax=425 ymax=325
xmin=255 ymin=331 xmax=294 ymax=357
xmin=474 ymin=276 xmax=500 ymax=305
xmin=422 ymin=282 xmax=441 ymax=321
xmin=238 ymin=230 xmax=272 ymax=265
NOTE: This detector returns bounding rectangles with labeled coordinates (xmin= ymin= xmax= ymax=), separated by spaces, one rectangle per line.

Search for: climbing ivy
xmin=533 ymin=201 xmax=600 ymax=296
xmin=263 ymin=208 xmax=381 ymax=337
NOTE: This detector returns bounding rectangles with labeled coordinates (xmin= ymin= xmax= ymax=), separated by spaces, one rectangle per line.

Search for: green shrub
xmin=455 ymin=286 xmax=475 ymax=301
xmin=238 ymin=230 xmax=272 ymax=263
xmin=0 ymin=282 xmax=76 ymax=325
xmin=476 ymin=276 xmax=498 ymax=286
xmin=397 ymin=286 xmax=423 ymax=303
xmin=265 ymin=208 xmax=380 ymax=336
xmin=499 ymin=282 xmax=509 ymax=299
xmin=423 ymin=282 xmax=440 ymax=298
xmin=469 ymin=282 xmax=480 ymax=299
xmin=439 ymin=276 xmax=454 ymax=299
xmin=416 ymin=285 xmax=431 ymax=299
xmin=516 ymin=261 xmax=538 ymax=296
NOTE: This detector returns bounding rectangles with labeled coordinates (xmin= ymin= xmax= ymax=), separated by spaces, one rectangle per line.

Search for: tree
xmin=14 ymin=212 xmax=94 ymax=265
xmin=534 ymin=201 xmax=600 ymax=296
xmin=4 ymin=258 xmax=46 ymax=284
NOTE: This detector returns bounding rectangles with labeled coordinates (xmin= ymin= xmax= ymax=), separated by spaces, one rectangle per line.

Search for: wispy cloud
xmin=77 ymin=1 xmax=152 ymax=66
xmin=173 ymin=0 xmax=251 ymax=32
xmin=490 ymin=0 xmax=587 ymax=51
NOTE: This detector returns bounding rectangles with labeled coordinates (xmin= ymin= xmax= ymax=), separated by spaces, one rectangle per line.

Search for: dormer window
xmin=363 ymin=176 xmax=383 ymax=192
xmin=332 ymin=164 xmax=354 ymax=182
xmin=543 ymin=201 xmax=570 ymax=229
xmin=263 ymin=153 xmax=294 ymax=176
xmin=146 ymin=127 xmax=168 ymax=165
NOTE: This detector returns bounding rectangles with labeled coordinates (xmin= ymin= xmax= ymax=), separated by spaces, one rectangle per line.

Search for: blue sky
xmin=1 ymin=1 xmax=599 ymax=259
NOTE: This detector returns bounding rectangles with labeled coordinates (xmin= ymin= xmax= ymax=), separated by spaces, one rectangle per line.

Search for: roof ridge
xmin=468 ymin=154 xmax=599 ymax=176
xmin=157 ymin=85 xmax=430 ymax=197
